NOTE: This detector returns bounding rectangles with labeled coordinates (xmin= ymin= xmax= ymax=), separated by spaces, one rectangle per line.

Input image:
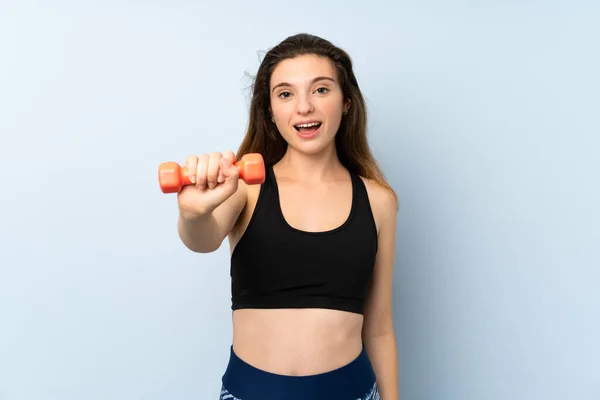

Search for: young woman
xmin=176 ymin=33 xmax=399 ymax=400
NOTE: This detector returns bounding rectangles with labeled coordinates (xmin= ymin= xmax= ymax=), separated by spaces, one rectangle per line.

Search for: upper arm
xmin=361 ymin=180 xmax=398 ymax=338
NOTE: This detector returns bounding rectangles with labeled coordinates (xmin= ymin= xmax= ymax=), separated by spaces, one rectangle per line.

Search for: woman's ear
xmin=344 ymin=99 xmax=352 ymax=114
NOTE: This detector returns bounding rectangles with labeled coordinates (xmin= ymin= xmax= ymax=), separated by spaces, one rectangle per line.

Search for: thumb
xmin=220 ymin=157 xmax=239 ymax=180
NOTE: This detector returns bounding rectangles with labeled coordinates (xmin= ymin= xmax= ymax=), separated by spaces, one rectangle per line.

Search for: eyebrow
xmin=271 ymin=76 xmax=336 ymax=93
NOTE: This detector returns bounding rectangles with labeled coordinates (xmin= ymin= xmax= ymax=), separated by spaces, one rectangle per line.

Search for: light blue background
xmin=1 ymin=1 xmax=598 ymax=399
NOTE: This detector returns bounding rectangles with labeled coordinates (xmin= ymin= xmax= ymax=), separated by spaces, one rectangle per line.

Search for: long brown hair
xmin=236 ymin=33 xmax=397 ymax=203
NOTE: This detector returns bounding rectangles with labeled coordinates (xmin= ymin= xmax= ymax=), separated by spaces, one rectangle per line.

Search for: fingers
xmin=185 ymin=155 xmax=199 ymax=184
xmin=206 ymin=152 xmax=222 ymax=189
xmin=195 ymin=154 xmax=209 ymax=189
xmin=222 ymin=150 xmax=236 ymax=163
xmin=186 ymin=151 xmax=235 ymax=190
xmin=219 ymin=156 xmax=239 ymax=180
xmin=219 ymin=150 xmax=237 ymax=182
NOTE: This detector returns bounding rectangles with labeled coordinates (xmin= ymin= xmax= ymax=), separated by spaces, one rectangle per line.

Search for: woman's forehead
xmin=271 ymin=55 xmax=337 ymax=86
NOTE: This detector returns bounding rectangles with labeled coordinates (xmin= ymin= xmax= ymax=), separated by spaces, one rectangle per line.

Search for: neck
xmin=276 ymin=143 xmax=345 ymax=182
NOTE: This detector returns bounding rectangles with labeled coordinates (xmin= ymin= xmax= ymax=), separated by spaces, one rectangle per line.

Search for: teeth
xmin=296 ymin=122 xmax=320 ymax=128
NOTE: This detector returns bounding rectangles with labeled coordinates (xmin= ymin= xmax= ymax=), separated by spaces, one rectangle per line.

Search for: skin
xmin=178 ymin=54 xmax=399 ymax=398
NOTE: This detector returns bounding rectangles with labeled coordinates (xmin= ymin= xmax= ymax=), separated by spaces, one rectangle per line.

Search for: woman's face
xmin=269 ymin=54 xmax=349 ymax=155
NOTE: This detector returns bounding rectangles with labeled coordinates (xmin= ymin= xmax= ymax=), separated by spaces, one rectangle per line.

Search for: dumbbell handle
xmin=158 ymin=153 xmax=265 ymax=193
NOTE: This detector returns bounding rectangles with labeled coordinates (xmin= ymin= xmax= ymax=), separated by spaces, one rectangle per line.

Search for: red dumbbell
xmin=158 ymin=153 xmax=265 ymax=193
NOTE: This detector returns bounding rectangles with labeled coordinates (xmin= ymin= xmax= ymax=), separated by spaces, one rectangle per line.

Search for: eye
xmin=278 ymin=91 xmax=292 ymax=99
xmin=315 ymin=87 xmax=329 ymax=94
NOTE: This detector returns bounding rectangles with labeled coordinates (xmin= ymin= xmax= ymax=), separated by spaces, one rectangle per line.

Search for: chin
xmin=292 ymin=137 xmax=337 ymax=156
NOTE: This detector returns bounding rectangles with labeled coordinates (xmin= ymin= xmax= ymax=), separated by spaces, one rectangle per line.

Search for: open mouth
xmin=294 ymin=121 xmax=322 ymax=134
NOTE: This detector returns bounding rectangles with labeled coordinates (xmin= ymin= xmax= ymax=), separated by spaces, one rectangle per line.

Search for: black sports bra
xmin=229 ymin=164 xmax=378 ymax=315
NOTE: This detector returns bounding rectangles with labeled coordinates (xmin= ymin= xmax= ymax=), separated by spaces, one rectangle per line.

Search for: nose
xmin=296 ymin=93 xmax=314 ymax=115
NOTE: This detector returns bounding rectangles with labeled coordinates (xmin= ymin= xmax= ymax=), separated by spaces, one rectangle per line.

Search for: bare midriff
xmin=231 ymin=308 xmax=364 ymax=376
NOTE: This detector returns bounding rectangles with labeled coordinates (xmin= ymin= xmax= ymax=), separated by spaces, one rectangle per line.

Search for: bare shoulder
xmin=358 ymin=176 xmax=398 ymax=234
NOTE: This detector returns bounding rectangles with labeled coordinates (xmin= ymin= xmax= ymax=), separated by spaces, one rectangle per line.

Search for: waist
xmin=222 ymin=339 xmax=376 ymax=400
xmin=232 ymin=308 xmax=364 ymax=376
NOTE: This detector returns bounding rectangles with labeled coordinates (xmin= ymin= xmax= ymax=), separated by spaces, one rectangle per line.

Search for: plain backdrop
xmin=1 ymin=1 xmax=599 ymax=399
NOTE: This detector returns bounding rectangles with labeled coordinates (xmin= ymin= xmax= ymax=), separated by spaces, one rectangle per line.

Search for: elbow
xmin=362 ymin=315 xmax=395 ymax=340
xmin=179 ymin=235 xmax=222 ymax=254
